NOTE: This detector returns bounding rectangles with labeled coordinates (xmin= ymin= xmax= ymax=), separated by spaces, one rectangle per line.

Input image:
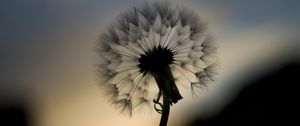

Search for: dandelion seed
xmin=96 ymin=1 xmax=217 ymax=126
xmin=114 ymin=99 xmax=133 ymax=116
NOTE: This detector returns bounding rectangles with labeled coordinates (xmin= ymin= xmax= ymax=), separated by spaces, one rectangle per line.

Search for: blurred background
xmin=1 ymin=0 xmax=299 ymax=126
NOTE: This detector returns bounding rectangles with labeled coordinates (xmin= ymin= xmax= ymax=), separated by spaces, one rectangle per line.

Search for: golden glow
xmin=1 ymin=1 xmax=296 ymax=126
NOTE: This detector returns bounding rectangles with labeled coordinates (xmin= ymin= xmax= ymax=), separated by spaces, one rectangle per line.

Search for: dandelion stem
xmin=153 ymin=66 xmax=183 ymax=126
xmin=160 ymin=94 xmax=170 ymax=126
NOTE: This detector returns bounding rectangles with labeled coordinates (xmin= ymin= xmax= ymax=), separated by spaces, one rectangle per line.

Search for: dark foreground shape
xmin=0 ymin=104 xmax=29 ymax=126
xmin=188 ymin=60 xmax=300 ymax=126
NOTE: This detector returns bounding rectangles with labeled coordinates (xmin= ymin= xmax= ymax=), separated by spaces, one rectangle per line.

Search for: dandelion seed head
xmin=138 ymin=46 xmax=174 ymax=75
xmin=96 ymin=1 xmax=217 ymax=116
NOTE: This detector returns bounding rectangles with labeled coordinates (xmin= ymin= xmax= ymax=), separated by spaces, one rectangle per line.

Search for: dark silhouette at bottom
xmin=0 ymin=103 xmax=29 ymax=126
xmin=188 ymin=60 xmax=300 ymax=126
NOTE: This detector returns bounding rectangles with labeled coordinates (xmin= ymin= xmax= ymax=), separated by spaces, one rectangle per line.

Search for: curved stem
xmin=159 ymin=94 xmax=170 ymax=126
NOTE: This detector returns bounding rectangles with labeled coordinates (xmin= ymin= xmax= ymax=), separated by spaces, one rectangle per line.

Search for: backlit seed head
xmin=96 ymin=1 xmax=217 ymax=116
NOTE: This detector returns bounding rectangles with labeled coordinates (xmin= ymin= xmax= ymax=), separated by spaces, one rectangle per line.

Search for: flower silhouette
xmin=96 ymin=1 xmax=217 ymax=125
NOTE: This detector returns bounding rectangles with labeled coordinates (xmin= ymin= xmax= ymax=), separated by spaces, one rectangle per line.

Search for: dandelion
xmin=96 ymin=1 xmax=217 ymax=126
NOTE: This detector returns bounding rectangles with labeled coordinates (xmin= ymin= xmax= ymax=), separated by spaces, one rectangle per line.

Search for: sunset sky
xmin=1 ymin=0 xmax=299 ymax=126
